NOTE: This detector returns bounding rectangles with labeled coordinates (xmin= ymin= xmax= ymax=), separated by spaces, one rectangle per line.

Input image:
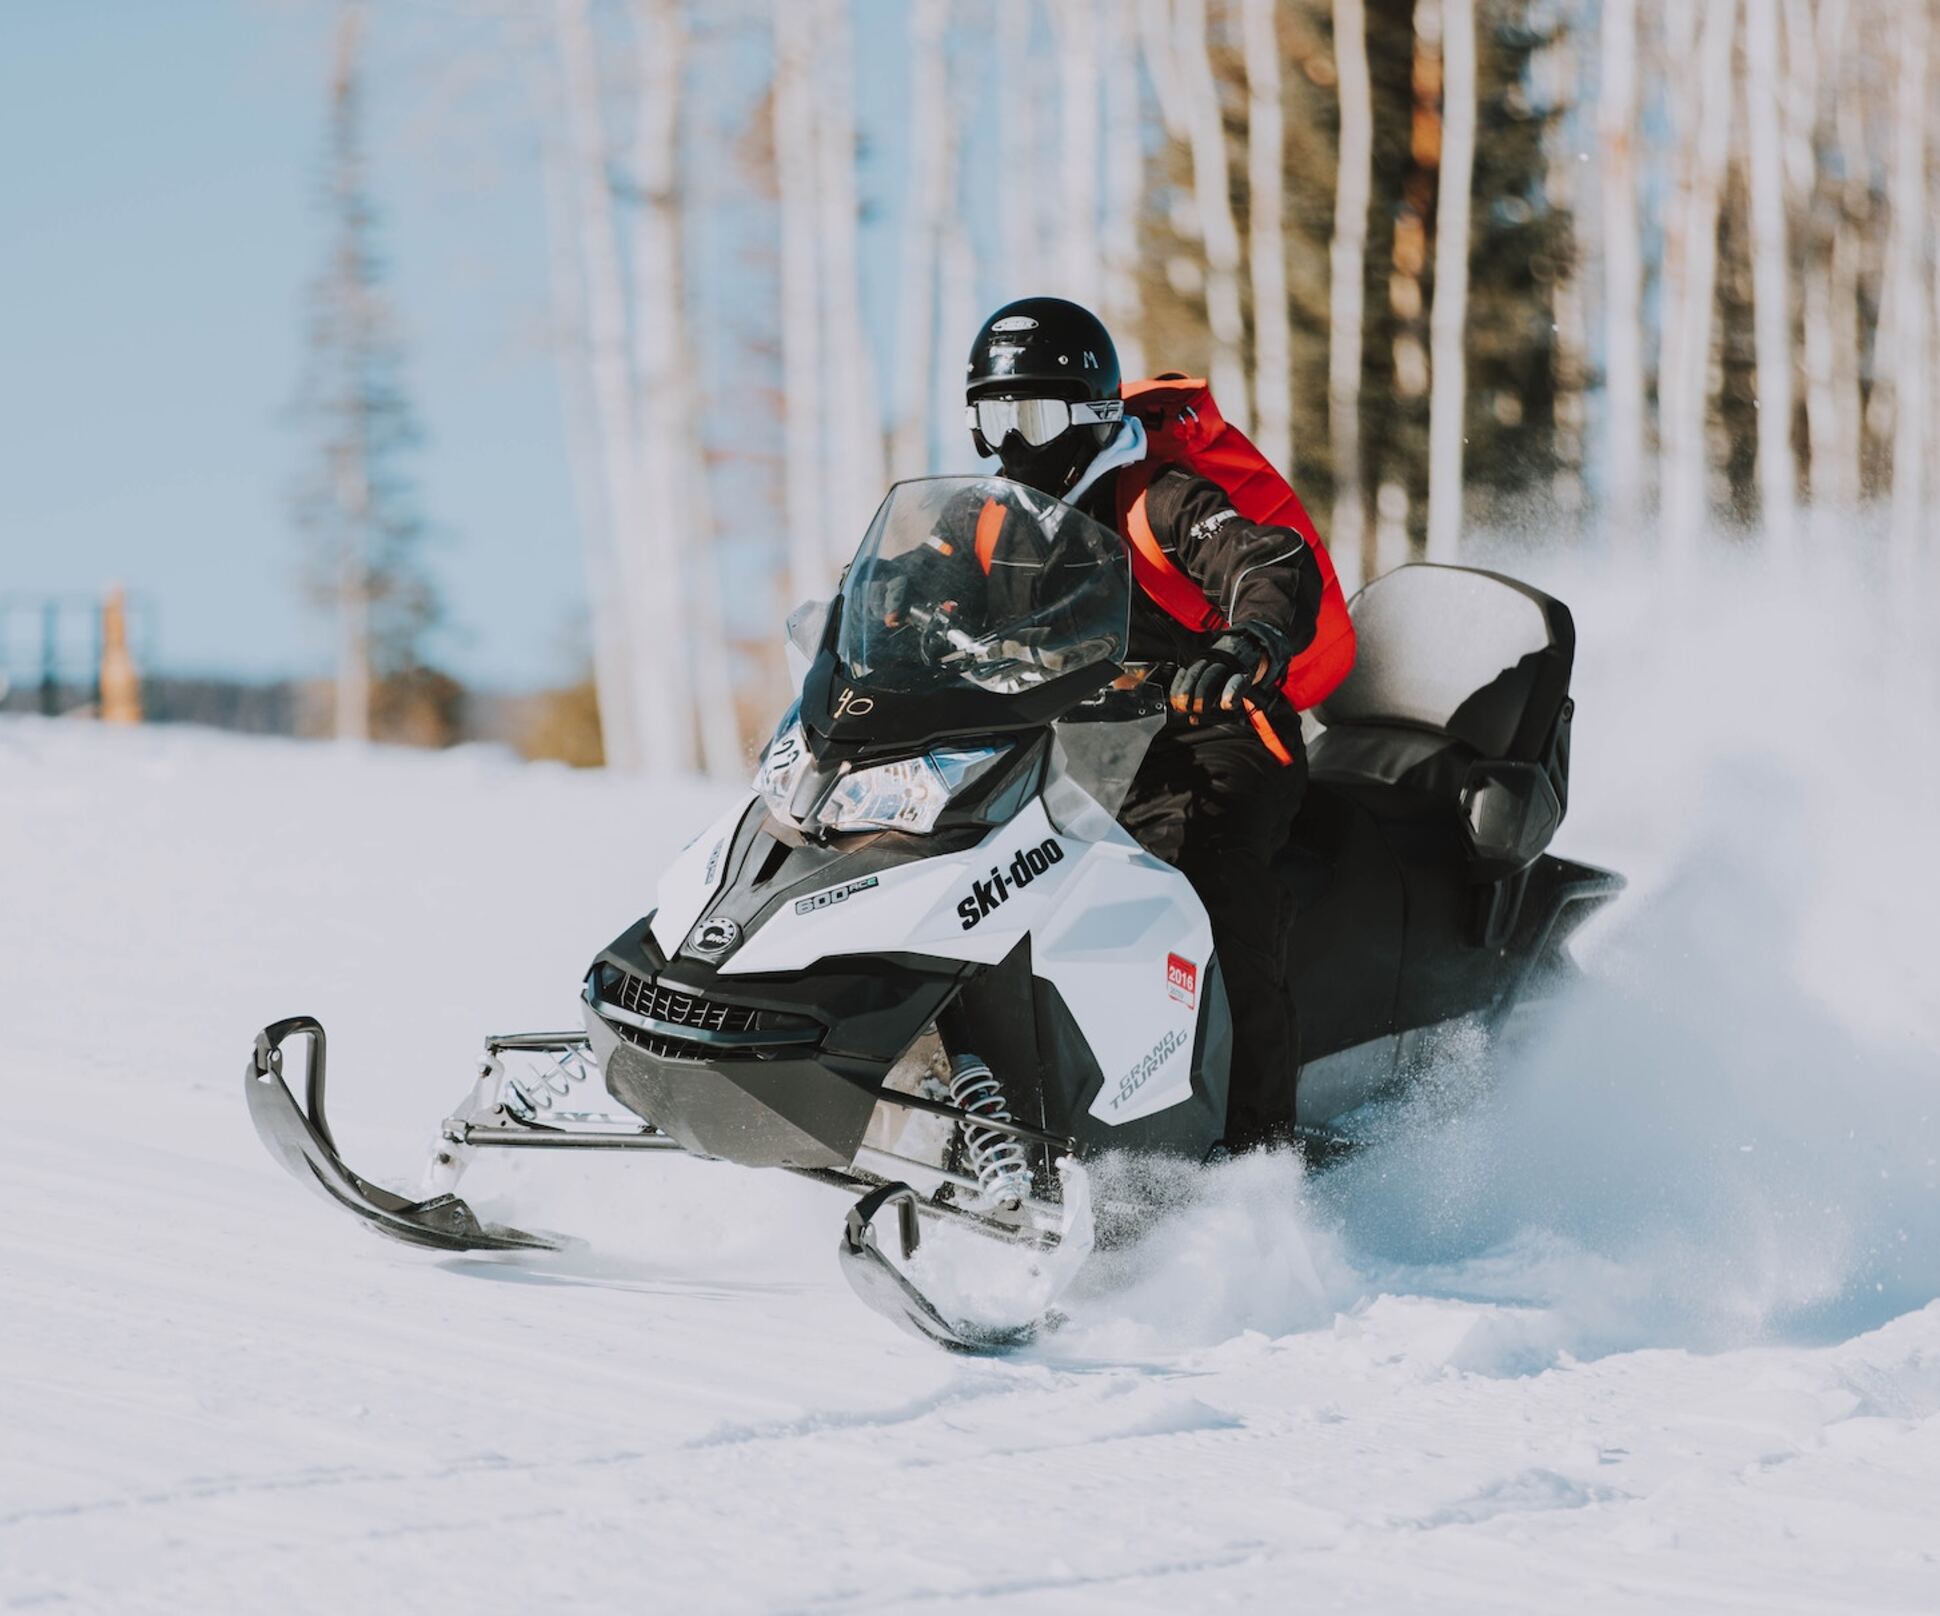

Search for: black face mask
xmin=993 ymin=428 xmax=1101 ymax=496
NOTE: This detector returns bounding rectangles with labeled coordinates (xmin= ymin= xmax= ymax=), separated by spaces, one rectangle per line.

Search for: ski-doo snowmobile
xmin=245 ymin=477 xmax=1621 ymax=1349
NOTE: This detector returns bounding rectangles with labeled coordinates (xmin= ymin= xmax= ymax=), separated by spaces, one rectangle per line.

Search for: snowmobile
xmin=245 ymin=476 xmax=1622 ymax=1350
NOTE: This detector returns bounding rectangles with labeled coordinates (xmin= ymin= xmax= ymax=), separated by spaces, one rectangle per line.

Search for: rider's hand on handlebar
xmin=867 ymin=575 xmax=911 ymax=628
xmin=1170 ymin=625 xmax=1290 ymax=724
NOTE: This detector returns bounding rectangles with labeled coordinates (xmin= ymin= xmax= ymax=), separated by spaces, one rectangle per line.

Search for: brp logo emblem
xmin=833 ymin=687 xmax=874 ymax=718
xmin=687 ymin=917 xmax=741 ymax=960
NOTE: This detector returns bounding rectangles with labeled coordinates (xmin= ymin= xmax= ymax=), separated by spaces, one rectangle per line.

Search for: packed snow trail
xmin=3 ymin=541 xmax=1937 ymax=1612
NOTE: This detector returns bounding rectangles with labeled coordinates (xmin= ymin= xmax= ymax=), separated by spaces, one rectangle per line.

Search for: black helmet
xmin=966 ymin=296 xmax=1123 ymax=496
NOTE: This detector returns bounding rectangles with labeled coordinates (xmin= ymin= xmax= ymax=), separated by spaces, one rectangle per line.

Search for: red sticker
xmin=1167 ymin=952 xmax=1198 ymax=1007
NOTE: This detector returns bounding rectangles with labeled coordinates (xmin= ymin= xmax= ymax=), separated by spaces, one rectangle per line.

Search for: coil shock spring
xmin=502 ymin=1045 xmax=597 ymax=1119
xmin=948 ymin=1054 xmax=1033 ymax=1209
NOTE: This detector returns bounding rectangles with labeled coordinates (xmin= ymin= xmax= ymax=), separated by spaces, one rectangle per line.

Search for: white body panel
xmin=721 ymin=791 xmax=1216 ymax=1129
xmin=649 ymin=799 xmax=751 ymax=958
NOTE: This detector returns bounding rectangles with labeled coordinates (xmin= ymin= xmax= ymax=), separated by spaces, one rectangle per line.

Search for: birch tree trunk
xmin=1176 ymin=0 xmax=1248 ymax=428
xmin=1137 ymin=0 xmax=1190 ymax=142
xmin=1830 ymin=13 xmax=1870 ymax=503
xmin=1660 ymin=0 xmax=1738 ymax=560
xmin=1794 ymin=0 xmax=1852 ymax=504
xmin=556 ymin=0 xmax=683 ymax=774
xmin=1243 ymin=0 xmax=1292 ymax=474
xmin=540 ymin=122 xmax=638 ymax=770
xmin=1887 ymin=0 xmax=1929 ymax=562
xmin=1425 ymin=0 xmax=1476 ymax=563
xmin=936 ymin=209 xmax=977 ymax=487
xmin=774 ymin=0 xmax=829 ymax=602
xmin=1054 ymin=0 xmax=1101 ymax=305
xmin=632 ymin=0 xmax=732 ymax=777
xmin=1101 ymin=1 xmax=1146 ymax=376
xmin=998 ymin=0 xmax=1044 ymax=292
xmin=1744 ymin=0 xmax=1797 ymax=549
xmin=892 ymin=0 xmax=949 ymax=478
xmin=1598 ymin=0 xmax=1646 ymax=531
xmin=1328 ymin=0 xmax=1374 ymax=591
xmin=815 ymin=0 xmax=885 ymax=557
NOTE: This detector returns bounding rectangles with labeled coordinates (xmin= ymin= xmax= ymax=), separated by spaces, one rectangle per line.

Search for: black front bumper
xmin=581 ymin=920 xmax=964 ymax=1172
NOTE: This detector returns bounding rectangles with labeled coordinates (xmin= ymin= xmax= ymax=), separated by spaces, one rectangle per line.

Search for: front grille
xmin=614 ymin=971 xmax=761 ymax=1035
xmin=594 ymin=966 xmax=820 ymax=1062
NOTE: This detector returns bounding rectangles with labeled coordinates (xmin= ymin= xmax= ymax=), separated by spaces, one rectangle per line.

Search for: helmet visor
xmin=970 ymin=396 xmax=1124 ymax=449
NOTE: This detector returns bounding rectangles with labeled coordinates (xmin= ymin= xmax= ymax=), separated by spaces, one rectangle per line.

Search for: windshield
xmin=837 ymin=478 xmax=1132 ymax=698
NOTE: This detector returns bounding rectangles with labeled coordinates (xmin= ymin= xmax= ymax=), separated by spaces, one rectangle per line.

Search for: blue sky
xmin=2 ymin=2 xmax=638 ymax=688
xmin=0 ymin=1 xmax=1053 ymax=691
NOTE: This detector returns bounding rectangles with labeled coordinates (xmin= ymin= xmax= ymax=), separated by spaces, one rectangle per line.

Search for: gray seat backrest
xmin=1314 ymin=564 xmax=1574 ymax=764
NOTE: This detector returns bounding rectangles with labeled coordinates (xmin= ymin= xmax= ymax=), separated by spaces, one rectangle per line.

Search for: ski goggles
xmin=968 ymin=395 xmax=1124 ymax=448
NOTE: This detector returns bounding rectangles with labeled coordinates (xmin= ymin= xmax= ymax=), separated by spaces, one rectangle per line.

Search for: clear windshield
xmin=838 ymin=478 xmax=1132 ymax=697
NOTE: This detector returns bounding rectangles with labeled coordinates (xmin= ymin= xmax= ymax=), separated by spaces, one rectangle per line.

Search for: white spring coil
xmin=948 ymin=1054 xmax=1032 ymax=1209
xmin=503 ymin=1047 xmax=596 ymax=1118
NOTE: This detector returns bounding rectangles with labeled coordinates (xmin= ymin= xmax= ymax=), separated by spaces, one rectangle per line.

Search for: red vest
xmin=1114 ymin=376 xmax=1356 ymax=713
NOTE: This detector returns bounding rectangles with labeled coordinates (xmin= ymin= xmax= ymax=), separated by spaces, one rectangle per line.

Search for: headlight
xmin=817 ymin=744 xmax=1007 ymax=835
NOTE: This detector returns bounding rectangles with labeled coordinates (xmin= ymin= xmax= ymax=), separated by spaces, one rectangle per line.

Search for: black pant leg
xmin=1118 ymin=725 xmax=1307 ymax=1146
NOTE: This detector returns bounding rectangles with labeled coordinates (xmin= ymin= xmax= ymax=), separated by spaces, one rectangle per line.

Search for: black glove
xmin=865 ymin=572 xmax=911 ymax=627
xmin=1169 ymin=623 xmax=1291 ymax=724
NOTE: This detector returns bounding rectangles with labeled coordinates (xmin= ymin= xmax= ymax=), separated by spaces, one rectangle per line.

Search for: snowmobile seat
xmin=1307 ymin=564 xmax=1575 ymax=877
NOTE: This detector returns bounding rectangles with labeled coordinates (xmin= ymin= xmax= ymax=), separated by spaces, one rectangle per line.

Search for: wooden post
xmin=100 ymin=588 xmax=142 ymax=725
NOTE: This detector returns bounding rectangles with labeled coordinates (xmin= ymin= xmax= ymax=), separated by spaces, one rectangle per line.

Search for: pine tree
xmin=292 ymin=0 xmax=452 ymax=745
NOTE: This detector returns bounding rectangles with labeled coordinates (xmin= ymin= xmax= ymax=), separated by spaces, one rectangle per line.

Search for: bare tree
xmin=998 ymin=0 xmax=1045 ymax=293
xmin=1243 ymin=0 xmax=1292 ymax=473
xmin=632 ymin=0 xmax=735 ymax=776
xmin=556 ymin=0 xmax=675 ymax=768
xmin=1328 ymin=0 xmax=1374 ymax=590
xmin=1887 ymin=0 xmax=1929 ymax=561
xmin=1790 ymin=0 xmax=1850 ymax=505
xmin=1744 ymin=0 xmax=1797 ymax=548
xmin=1054 ymin=0 xmax=1102 ymax=305
xmin=1100 ymin=0 xmax=1146 ymax=376
xmin=892 ymin=0 xmax=950 ymax=478
xmin=1137 ymin=0 xmax=1190 ymax=142
xmin=774 ymin=0 xmax=829 ymax=600
xmin=539 ymin=118 xmax=638 ymax=770
xmin=1425 ymin=0 xmax=1476 ymax=562
xmin=1824 ymin=0 xmax=1868 ymax=505
xmin=1598 ymin=0 xmax=1646 ymax=531
xmin=1660 ymin=0 xmax=1738 ymax=557
xmin=1175 ymin=0 xmax=1248 ymax=427
xmin=815 ymin=0 xmax=885 ymax=550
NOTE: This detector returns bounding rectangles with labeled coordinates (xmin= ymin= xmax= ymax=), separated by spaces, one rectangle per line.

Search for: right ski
xmin=836 ymin=1161 xmax=1095 ymax=1353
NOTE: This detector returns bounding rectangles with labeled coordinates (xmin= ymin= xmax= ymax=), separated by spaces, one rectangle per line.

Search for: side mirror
xmin=1459 ymin=759 xmax=1561 ymax=875
xmin=786 ymin=598 xmax=832 ymax=661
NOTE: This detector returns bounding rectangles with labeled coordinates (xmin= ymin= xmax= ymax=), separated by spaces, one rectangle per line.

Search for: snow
xmin=4 ymin=541 xmax=1938 ymax=1613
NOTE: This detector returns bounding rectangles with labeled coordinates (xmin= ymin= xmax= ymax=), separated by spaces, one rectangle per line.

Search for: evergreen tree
xmin=291 ymin=1 xmax=453 ymax=744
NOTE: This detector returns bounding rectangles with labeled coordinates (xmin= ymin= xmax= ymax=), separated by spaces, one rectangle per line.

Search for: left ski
xmin=246 ymin=1016 xmax=559 ymax=1253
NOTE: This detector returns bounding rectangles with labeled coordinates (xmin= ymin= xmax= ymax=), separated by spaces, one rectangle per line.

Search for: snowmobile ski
xmin=246 ymin=1015 xmax=559 ymax=1253
xmin=836 ymin=1161 xmax=1095 ymax=1353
